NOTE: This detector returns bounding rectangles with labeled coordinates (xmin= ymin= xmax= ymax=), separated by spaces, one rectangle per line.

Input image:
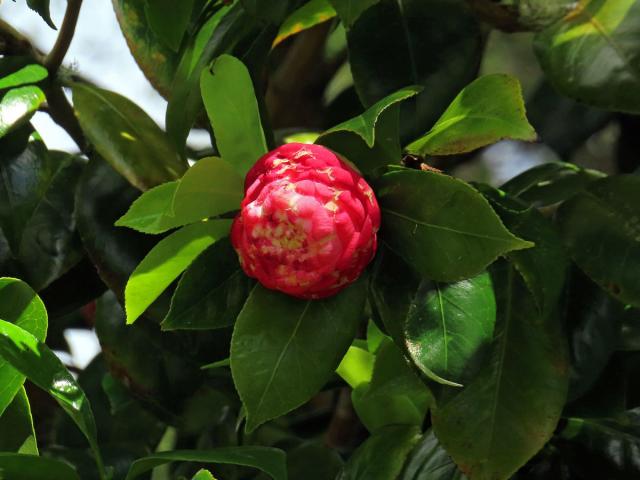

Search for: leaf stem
xmin=44 ymin=0 xmax=83 ymax=75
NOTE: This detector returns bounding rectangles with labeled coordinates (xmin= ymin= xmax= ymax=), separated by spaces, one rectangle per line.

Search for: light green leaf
xmin=0 ymin=86 xmax=45 ymax=139
xmin=201 ymin=55 xmax=268 ymax=176
xmin=115 ymin=181 xmax=180 ymax=234
xmin=0 ymin=64 xmax=47 ymax=89
xmin=192 ymin=470 xmax=216 ymax=480
xmin=336 ymin=345 xmax=375 ymax=389
xmin=376 ymin=169 xmax=533 ymax=282
xmin=124 ymin=448 xmax=287 ymax=480
xmin=275 ymin=0 xmax=337 ymax=46
xmin=231 ymin=279 xmax=367 ymax=432
xmin=0 ymin=278 xmax=47 ymax=417
xmin=73 ymin=83 xmax=187 ymax=191
xmin=406 ymin=74 xmax=536 ymax=156
xmin=124 ymin=220 xmax=232 ymax=324
xmin=0 ymin=387 xmax=38 ymax=455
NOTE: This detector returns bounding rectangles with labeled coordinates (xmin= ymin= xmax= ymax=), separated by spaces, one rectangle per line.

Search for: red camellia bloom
xmin=231 ymin=143 xmax=381 ymax=299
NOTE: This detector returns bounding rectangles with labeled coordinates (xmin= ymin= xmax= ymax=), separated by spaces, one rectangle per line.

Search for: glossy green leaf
xmin=193 ymin=470 xmax=216 ymax=480
xmin=433 ymin=264 xmax=569 ymax=480
xmin=401 ymin=430 xmax=467 ymax=480
xmin=0 ymin=387 xmax=38 ymax=455
xmin=0 ymin=64 xmax=47 ymax=89
xmin=0 ymin=86 xmax=45 ymax=139
xmin=501 ymin=161 xmax=606 ymax=207
xmin=347 ymin=0 xmax=483 ymax=141
xmin=534 ymin=0 xmax=640 ymax=113
xmin=124 ymin=448 xmax=287 ymax=480
xmin=404 ymin=272 xmax=496 ymax=387
xmin=201 ymin=55 xmax=268 ymax=176
xmin=116 ymin=157 xmax=243 ymax=234
xmin=162 ymin=238 xmax=254 ymax=330
xmin=0 ymin=320 xmax=105 ymax=477
xmin=73 ymin=83 xmax=186 ymax=191
xmin=124 ymin=220 xmax=232 ymax=324
xmin=352 ymin=341 xmax=431 ymax=432
xmin=275 ymin=0 xmax=337 ymax=46
xmin=468 ymin=0 xmax=577 ymax=31
xmin=336 ymin=345 xmax=374 ymax=389
xmin=0 ymin=278 xmax=47 ymax=417
xmin=231 ymin=279 xmax=367 ymax=432
xmin=0 ymin=454 xmax=80 ymax=480
xmin=329 ymin=0 xmax=380 ymax=27
xmin=338 ymin=425 xmax=421 ymax=480
xmin=26 ymin=0 xmax=55 ymax=28
xmin=145 ymin=0 xmax=195 ymax=51
xmin=376 ymin=169 xmax=533 ymax=282
xmin=556 ymin=175 xmax=640 ymax=307
xmin=406 ymin=74 xmax=536 ymax=156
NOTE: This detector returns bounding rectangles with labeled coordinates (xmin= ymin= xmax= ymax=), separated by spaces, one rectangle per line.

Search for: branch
xmin=44 ymin=85 xmax=87 ymax=152
xmin=44 ymin=0 xmax=83 ymax=74
xmin=0 ymin=18 xmax=43 ymax=59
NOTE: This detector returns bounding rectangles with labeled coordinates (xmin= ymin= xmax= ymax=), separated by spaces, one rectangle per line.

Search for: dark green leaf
xmin=231 ymin=279 xmax=367 ymax=432
xmin=116 ymin=156 xmax=243 ymax=234
xmin=329 ymin=0 xmax=380 ymax=27
xmin=275 ymin=0 xmax=337 ymax=46
xmin=0 ymin=278 xmax=47 ymax=417
xmin=404 ymin=272 xmax=496 ymax=386
xmin=162 ymin=238 xmax=254 ymax=330
xmin=406 ymin=74 xmax=536 ymax=156
xmin=347 ymin=0 xmax=484 ymax=141
xmin=124 ymin=220 xmax=232 ymax=324
xmin=556 ymin=175 xmax=640 ymax=307
xmin=0 ymin=320 xmax=104 ymax=476
xmin=0 ymin=454 xmax=80 ymax=480
xmin=26 ymin=0 xmax=55 ymax=28
xmin=534 ymin=0 xmax=640 ymax=113
xmin=201 ymin=55 xmax=268 ymax=176
xmin=145 ymin=0 xmax=195 ymax=51
xmin=401 ymin=430 xmax=467 ymax=480
xmin=124 ymin=448 xmax=287 ymax=480
xmin=377 ymin=169 xmax=533 ymax=282
xmin=501 ymin=161 xmax=606 ymax=207
xmin=0 ymin=64 xmax=47 ymax=89
xmin=0 ymin=86 xmax=45 ymax=139
xmin=468 ymin=0 xmax=577 ymax=31
xmin=352 ymin=340 xmax=431 ymax=432
xmin=0 ymin=387 xmax=38 ymax=455
xmin=433 ymin=264 xmax=569 ymax=480
xmin=240 ymin=0 xmax=294 ymax=24
xmin=338 ymin=425 xmax=421 ymax=480
xmin=286 ymin=443 xmax=343 ymax=480
xmin=73 ymin=83 xmax=187 ymax=191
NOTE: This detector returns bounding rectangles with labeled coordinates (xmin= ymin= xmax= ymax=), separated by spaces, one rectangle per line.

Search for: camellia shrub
xmin=0 ymin=0 xmax=639 ymax=479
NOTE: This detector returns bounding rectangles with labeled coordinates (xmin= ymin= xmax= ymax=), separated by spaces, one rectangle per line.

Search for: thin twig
xmin=44 ymin=0 xmax=83 ymax=74
xmin=44 ymin=84 xmax=87 ymax=152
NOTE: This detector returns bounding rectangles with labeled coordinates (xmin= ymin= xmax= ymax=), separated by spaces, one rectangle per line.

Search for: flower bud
xmin=231 ymin=143 xmax=380 ymax=299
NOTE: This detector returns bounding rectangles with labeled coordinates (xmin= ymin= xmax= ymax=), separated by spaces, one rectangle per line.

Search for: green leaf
xmin=116 ymin=157 xmax=243 ymax=234
xmin=338 ymin=425 xmax=422 ymax=479
xmin=404 ymin=272 xmax=496 ymax=387
xmin=336 ymin=345 xmax=375 ymax=389
xmin=0 ymin=387 xmax=38 ymax=455
xmin=352 ymin=341 xmax=431 ymax=432
xmin=534 ymin=0 xmax=640 ymax=113
xmin=201 ymin=55 xmax=268 ymax=176
xmin=329 ymin=0 xmax=380 ymax=27
xmin=0 ymin=64 xmax=47 ymax=89
xmin=401 ymin=430 xmax=467 ymax=480
xmin=124 ymin=448 xmax=287 ymax=480
xmin=501 ymin=161 xmax=606 ymax=207
xmin=26 ymin=0 xmax=55 ymax=29
xmin=231 ymin=279 xmax=367 ymax=432
xmin=0 ymin=320 xmax=105 ymax=477
xmin=0 ymin=86 xmax=45 ymax=139
xmin=376 ymin=169 xmax=533 ymax=282
xmin=275 ymin=0 xmax=337 ymax=46
xmin=406 ymin=74 xmax=536 ymax=156
xmin=346 ymin=0 xmax=483 ymax=141
xmin=193 ymin=470 xmax=216 ymax=480
xmin=433 ymin=263 xmax=569 ymax=480
xmin=73 ymin=83 xmax=187 ymax=191
xmin=468 ymin=0 xmax=577 ymax=31
xmin=556 ymin=175 xmax=640 ymax=307
xmin=286 ymin=443 xmax=343 ymax=480
xmin=145 ymin=0 xmax=195 ymax=52
xmin=0 ymin=278 xmax=47 ymax=417
xmin=124 ymin=220 xmax=232 ymax=324
xmin=162 ymin=238 xmax=254 ymax=330
xmin=0 ymin=454 xmax=80 ymax=480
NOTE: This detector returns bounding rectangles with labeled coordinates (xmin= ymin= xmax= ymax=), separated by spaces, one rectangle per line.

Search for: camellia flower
xmin=231 ymin=143 xmax=381 ymax=299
